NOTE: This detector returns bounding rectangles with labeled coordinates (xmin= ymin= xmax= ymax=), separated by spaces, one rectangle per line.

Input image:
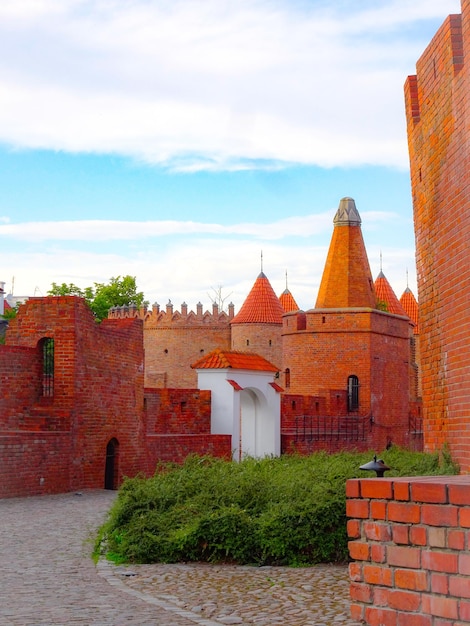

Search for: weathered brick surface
xmin=282 ymin=308 xmax=412 ymax=452
xmin=405 ymin=0 xmax=470 ymax=472
xmin=1 ymin=297 xmax=232 ymax=497
xmin=348 ymin=475 xmax=470 ymax=625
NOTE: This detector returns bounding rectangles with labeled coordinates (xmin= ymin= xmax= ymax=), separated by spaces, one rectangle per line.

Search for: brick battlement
xmin=108 ymin=300 xmax=235 ymax=327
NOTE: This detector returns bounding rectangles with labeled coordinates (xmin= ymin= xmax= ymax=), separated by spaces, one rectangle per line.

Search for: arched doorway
xmin=240 ymin=389 xmax=274 ymax=458
xmin=104 ymin=438 xmax=119 ymax=490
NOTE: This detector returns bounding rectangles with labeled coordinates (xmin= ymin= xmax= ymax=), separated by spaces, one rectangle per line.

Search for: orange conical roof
xmin=375 ymin=271 xmax=409 ymax=316
xmin=400 ymin=287 xmax=419 ymax=334
xmin=315 ymin=198 xmax=377 ymax=309
xmin=231 ymin=272 xmax=284 ymax=324
xmin=279 ymin=288 xmax=299 ymax=312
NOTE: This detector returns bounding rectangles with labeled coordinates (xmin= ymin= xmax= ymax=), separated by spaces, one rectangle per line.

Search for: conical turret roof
xmin=315 ymin=198 xmax=377 ymax=309
xmin=375 ymin=271 xmax=409 ymax=316
xmin=279 ymin=288 xmax=299 ymax=313
xmin=400 ymin=287 xmax=419 ymax=334
xmin=231 ymin=272 xmax=284 ymax=324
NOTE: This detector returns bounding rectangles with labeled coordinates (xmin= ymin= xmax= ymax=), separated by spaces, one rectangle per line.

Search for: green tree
xmin=1 ymin=303 xmax=20 ymax=320
xmin=48 ymin=276 xmax=147 ymax=322
xmin=92 ymin=276 xmax=147 ymax=321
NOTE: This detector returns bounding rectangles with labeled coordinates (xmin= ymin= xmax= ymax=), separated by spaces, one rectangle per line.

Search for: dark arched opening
xmin=347 ymin=375 xmax=360 ymax=412
xmin=104 ymin=438 xmax=119 ymax=490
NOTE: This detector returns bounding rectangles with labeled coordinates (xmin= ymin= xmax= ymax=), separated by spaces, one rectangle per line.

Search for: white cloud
xmin=0 ymin=0 xmax=460 ymax=170
xmin=2 ymin=212 xmax=417 ymax=311
xmin=0 ymin=208 xmax=405 ymax=242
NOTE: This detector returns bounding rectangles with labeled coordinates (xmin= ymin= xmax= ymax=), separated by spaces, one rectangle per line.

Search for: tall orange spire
xmin=315 ymin=197 xmax=377 ymax=309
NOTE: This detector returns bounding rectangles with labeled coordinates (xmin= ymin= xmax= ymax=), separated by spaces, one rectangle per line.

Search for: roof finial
xmin=285 ymin=269 xmax=288 ymax=290
xmin=380 ymin=250 xmax=383 ymax=272
xmin=261 ymin=250 xmax=263 ymax=273
xmin=406 ymin=268 xmax=409 ymax=288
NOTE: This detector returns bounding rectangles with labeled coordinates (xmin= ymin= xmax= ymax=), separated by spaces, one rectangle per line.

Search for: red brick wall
xmin=145 ymin=388 xmax=212 ymax=434
xmin=405 ymin=2 xmax=470 ymax=472
xmin=146 ymin=434 xmax=232 ymax=466
xmin=2 ymin=296 xmax=148 ymax=493
xmin=282 ymin=309 xmax=410 ymax=451
xmin=145 ymin=325 xmax=231 ymax=388
xmin=144 ymin=387 xmax=232 ymax=471
xmin=231 ymin=322 xmax=283 ymax=371
xmin=0 ymin=345 xmax=42 ymax=428
xmin=0 ymin=433 xmax=71 ymax=498
xmin=0 ymin=297 xmax=234 ymax=497
xmin=347 ymin=475 xmax=470 ymax=625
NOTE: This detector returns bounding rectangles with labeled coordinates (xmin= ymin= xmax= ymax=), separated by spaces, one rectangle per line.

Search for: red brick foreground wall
xmin=405 ymin=1 xmax=470 ymax=472
xmin=347 ymin=475 xmax=470 ymax=625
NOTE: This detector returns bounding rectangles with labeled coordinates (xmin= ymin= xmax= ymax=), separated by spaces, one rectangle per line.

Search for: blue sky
xmin=0 ymin=0 xmax=461 ymax=311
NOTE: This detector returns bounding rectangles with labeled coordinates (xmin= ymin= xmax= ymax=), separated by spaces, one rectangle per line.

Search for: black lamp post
xmin=359 ymin=454 xmax=391 ymax=478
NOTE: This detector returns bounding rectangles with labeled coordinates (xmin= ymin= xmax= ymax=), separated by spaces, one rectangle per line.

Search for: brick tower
xmin=230 ymin=272 xmax=284 ymax=369
xmin=405 ymin=0 xmax=470 ymax=470
xmin=282 ymin=198 xmax=411 ymax=450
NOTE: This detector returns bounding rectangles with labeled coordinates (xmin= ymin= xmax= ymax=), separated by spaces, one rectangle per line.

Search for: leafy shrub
xmin=97 ymin=449 xmax=458 ymax=566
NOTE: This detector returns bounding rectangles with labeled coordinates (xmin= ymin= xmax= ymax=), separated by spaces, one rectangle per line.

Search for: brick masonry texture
xmin=0 ymin=297 xmax=231 ymax=498
xmin=405 ymin=0 xmax=470 ymax=472
xmin=347 ymin=475 xmax=470 ymax=625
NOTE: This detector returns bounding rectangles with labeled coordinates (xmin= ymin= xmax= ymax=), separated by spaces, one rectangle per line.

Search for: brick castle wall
xmin=110 ymin=301 xmax=233 ymax=388
xmin=405 ymin=0 xmax=470 ymax=471
xmin=282 ymin=309 xmax=411 ymax=451
xmin=347 ymin=475 xmax=470 ymax=625
xmin=231 ymin=322 xmax=283 ymax=371
xmin=0 ymin=296 xmax=233 ymax=497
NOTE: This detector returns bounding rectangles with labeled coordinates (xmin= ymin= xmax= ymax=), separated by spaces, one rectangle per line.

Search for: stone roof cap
xmin=333 ymin=197 xmax=361 ymax=226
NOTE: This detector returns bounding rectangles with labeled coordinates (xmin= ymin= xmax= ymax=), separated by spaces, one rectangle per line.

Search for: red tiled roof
xmin=279 ymin=288 xmax=299 ymax=312
xmin=192 ymin=349 xmax=279 ymax=372
xmin=231 ymin=272 xmax=284 ymax=324
xmin=374 ymin=272 xmax=409 ymax=317
xmin=4 ymin=300 xmax=11 ymax=310
xmin=400 ymin=287 xmax=419 ymax=334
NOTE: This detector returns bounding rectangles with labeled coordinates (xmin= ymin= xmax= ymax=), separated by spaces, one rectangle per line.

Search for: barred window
xmin=41 ymin=337 xmax=54 ymax=397
xmin=347 ymin=375 xmax=359 ymax=412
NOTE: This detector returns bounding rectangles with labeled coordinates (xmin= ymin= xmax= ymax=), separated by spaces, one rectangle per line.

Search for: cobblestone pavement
xmin=1 ymin=490 xmax=360 ymax=625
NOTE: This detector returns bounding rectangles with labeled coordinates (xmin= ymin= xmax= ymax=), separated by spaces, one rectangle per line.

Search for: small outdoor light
xmin=359 ymin=454 xmax=391 ymax=478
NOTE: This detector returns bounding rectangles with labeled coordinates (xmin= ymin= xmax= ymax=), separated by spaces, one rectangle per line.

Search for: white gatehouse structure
xmin=192 ymin=349 xmax=282 ymax=460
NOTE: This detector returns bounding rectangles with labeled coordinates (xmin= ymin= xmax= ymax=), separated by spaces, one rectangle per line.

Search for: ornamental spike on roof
xmin=231 ymin=272 xmax=284 ymax=324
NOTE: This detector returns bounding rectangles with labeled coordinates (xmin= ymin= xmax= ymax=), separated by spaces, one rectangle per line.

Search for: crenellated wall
xmin=347 ymin=475 xmax=470 ymax=625
xmin=110 ymin=301 xmax=233 ymax=388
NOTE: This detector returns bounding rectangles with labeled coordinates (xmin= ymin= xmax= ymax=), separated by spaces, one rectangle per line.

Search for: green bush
xmin=97 ymin=448 xmax=458 ymax=566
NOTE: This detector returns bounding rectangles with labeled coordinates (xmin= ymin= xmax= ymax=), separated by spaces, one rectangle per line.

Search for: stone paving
xmin=0 ymin=490 xmax=360 ymax=625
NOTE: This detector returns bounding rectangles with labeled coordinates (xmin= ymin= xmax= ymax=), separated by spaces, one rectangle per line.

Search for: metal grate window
xmin=347 ymin=375 xmax=359 ymax=412
xmin=42 ymin=338 xmax=54 ymax=397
